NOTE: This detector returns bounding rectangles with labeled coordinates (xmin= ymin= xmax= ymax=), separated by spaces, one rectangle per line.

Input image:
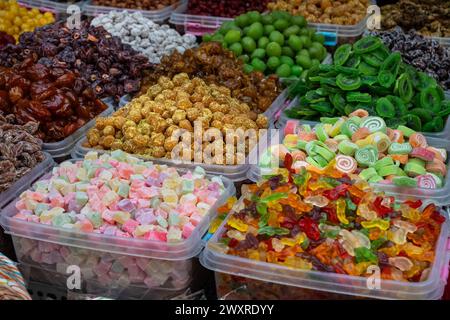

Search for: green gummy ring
xmin=377 ymin=165 xmax=402 ymax=177
xmin=336 ymin=73 xmax=361 ymax=91
xmin=285 ymin=108 xmax=318 ymax=118
xmin=386 ymin=95 xmax=408 ymax=117
xmin=377 ymin=71 xmax=396 ymax=88
xmin=395 ymin=73 xmax=413 ymax=103
xmin=388 ymin=142 xmax=412 ymax=155
xmin=375 ymin=97 xmax=396 ymax=118
xmin=338 ymin=140 xmax=358 ymax=156
xmin=344 ymin=54 xmax=361 ymax=68
xmin=404 ymin=162 xmax=426 ymax=177
xmin=420 ymin=87 xmax=442 ymax=113
xmin=333 ymin=44 xmax=352 ymax=66
xmin=392 ymin=176 xmax=418 ymax=188
xmin=374 ymin=157 xmax=394 ymax=172
xmin=319 ymin=77 xmax=337 ymax=87
xmin=297 ymin=140 xmax=308 ymax=150
xmin=314 ymin=145 xmax=336 ymax=162
xmin=341 ymin=119 xmax=360 ymax=137
xmin=401 ymin=114 xmax=422 ymax=132
xmin=313 ymin=154 xmax=329 ymax=168
xmin=353 ymin=36 xmax=382 ymax=54
xmin=410 ymin=108 xmax=433 ymax=123
xmin=315 ymin=124 xmax=329 ymax=142
xmin=347 ymin=92 xmax=372 ymax=103
xmin=360 ymin=116 xmax=387 ymax=134
xmin=306 ymin=156 xmax=322 ymax=168
xmin=355 ymin=146 xmax=378 ymax=167
xmin=408 ymin=158 xmax=426 ymax=167
xmin=362 ymin=52 xmax=384 ymax=68
xmin=359 ymin=167 xmax=378 ymax=180
xmin=358 ymin=61 xmax=378 ymax=76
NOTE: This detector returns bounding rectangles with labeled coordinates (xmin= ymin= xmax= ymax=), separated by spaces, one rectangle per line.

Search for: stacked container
xmin=0 ymin=159 xmax=235 ymax=299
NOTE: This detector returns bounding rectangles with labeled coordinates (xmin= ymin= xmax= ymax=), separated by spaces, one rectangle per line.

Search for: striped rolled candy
xmin=334 ymin=155 xmax=357 ymax=174
xmin=341 ymin=118 xmax=360 ymax=137
xmin=409 ymin=133 xmax=428 ymax=148
xmin=360 ymin=116 xmax=387 ymax=134
xmin=355 ymin=146 xmax=378 ymax=167
xmin=388 ymin=142 xmax=412 ymax=155
xmin=416 ymin=174 xmax=442 ymax=189
xmin=284 ymin=120 xmax=299 ymax=135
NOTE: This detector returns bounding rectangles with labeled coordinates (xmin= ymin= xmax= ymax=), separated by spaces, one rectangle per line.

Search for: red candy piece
xmin=431 ymin=210 xmax=446 ymax=224
xmin=405 ymin=199 xmax=422 ymax=209
xmin=373 ymin=196 xmax=393 ymax=217
xmin=284 ymin=120 xmax=299 ymax=136
xmin=298 ymin=217 xmax=321 ymax=241
xmin=321 ymin=207 xmax=339 ymax=224
xmin=322 ymin=184 xmax=349 ymax=200
xmin=410 ymin=147 xmax=435 ymax=162
xmin=228 ymin=238 xmax=239 ymax=248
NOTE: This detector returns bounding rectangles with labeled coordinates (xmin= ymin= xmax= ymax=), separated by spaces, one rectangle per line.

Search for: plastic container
xmin=247 ymin=118 xmax=450 ymax=205
xmin=277 ymin=91 xmax=450 ymax=139
xmin=201 ymin=204 xmax=450 ymax=300
xmin=18 ymin=0 xmax=85 ymax=17
xmin=429 ymin=36 xmax=450 ymax=48
xmin=71 ymin=89 xmax=290 ymax=182
xmin=83 ymin=0 xmax=184 ymax=23
xmin=0 ymin=153 xmax=54 ymax=210
xmin=43 ymin=101 xmax=114 ymax=161
xmin=170 ymin=1 xmax=371 ymax=46
xmin=0 ymin=158 xmax=235 ymax=297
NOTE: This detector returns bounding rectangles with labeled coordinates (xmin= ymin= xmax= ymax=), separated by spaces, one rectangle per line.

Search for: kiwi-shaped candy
xmin=375 ymin=97 xmax=396 ymax=118
xmin=385 ymin=118 xmax=406 ymax=128
xmin=420 ymin=87 xmax=442 ymax=113
xmin=309 ymin=101 xmax=333 ymax=114
xmin=410 ymin=108 xmax=434 ymax=123
xmin=347 ymin=92 xmax=372 ymax=103
xmin=336 ymin=73 xmax=361 ymax=91
xmin=380 ymin=52 xmax=401 ymax=77
xmin=378 ymin=71 xmax=396 ymax=88
xmin=331 ymin=93 xmax=346 ymax=114
xmin=353 ymin=36 xmax=382 ymax=54
xmin=416 ymin=72 xmax=438 ymax=90
xmin=423 ymin=117 xmax=444 ymax=132
xmin=401 ymin=114 xmax=422 ymax=131
xmin=437 ymin=100 xmax=450 ymax=117
xmin=358 ymin=61 xmax=378 ymax=76
xmin=305 ymin=90 xmax=326 ymax=103
xmin=386 ymin=95 xmax=408 ymax=117
xmin=335 ymin=65 xmax=359 ymax=75
xmin=361 ymin=76 xmax=378 ymax=86
xmin=395 ymin=73 xmax=413 ymax=103
xmin=343 ymin=54 xmax=361 ymax=68
xmin=333 ymin=44 xmax=352 ymax=66
xmin=362 ymin=51 xmax=384 ymax=68
xmin=319 ymin=77 xmax=337 ymax=87
xmin=344 ymin=104 xmax=356 ymax=115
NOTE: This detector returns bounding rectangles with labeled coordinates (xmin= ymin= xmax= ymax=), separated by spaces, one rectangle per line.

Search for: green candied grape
xmin=266 ymin=42 xmax=282 ymax=57
xmin=282 ymin=46 xmax=295 ymax=58
xmin=235 ymin=14 xmax=251 ymax=28
xmin=202 ymin=33 xmax=213 ymax=42
xmin=284 ymin=25 xmax=301 ymax=38
xmin=353 ymin=36 xmax=382 ymax=54
xmin=251 ymin=58 xmax=266 ymax=72
xmin=362 ymin=51 xmax=384 ymax=67
xmin=420 ymin=86 xmax=443 ymax=113
xmin=264 ymin=24 xmax=275 ymax=35
xmin=312 ymin=33 xmax=325 ymax=44
xmin=395 ymin=73 xmax=414 ymax=103
xmin=347 ymin=92 xmax=372 ymax=103
xmin=276 ymin=64 xmax=291 ymax=77
xmin=258 ymin=36 xmax=270 ymax=49
xmin=386 ymin=95 xmax=408 ymax=117
xmin=333 ymin=44 xmax=352 ymax=66
xmin=291 ymin=65 xmax=303 ymax=77
xmin=288 ymin=35 xmax=303 ymax=51
xmin=267 ymin=56 xmax=281 ymax=70
xmin=247 ymin=22 xmax=264 ymax=40
xmin=280 ymin=56 xmax=294 ymax=66
xmin=219 ymin=21 xmax=238 ymax=35
xmin=299 ymin=35 xmax=312 ymax=48
xmin=291 ymin=15 xmax=307 ymax=27
xmin=344 ymin=54 xmax=361 ymax=68
xmin=274 ymin=18 xmax=290 ymax=32
xmin=401 ymin=114 xmax=422 ymax=131
xmin=251 ymin=48 xmax=266 ymax=60
xmin=224 ymin=29 xmax=242 ymax=44
xmin=296 ymin=55 xmax=312 ymax=69
xmin=261 ymin=14 xmax=273 ymax=25
xmin=336 ymin=73 xmax=361 ymax=90
xmin=375 ymin=97 xmax=396 ymax=118
xmin=239 ymin=54 xmax=249 ymax=63
xmin=243 ymin=64 xmax=254 ymax=73
xmin=410 ymin=108 xmax=433 ymax=123
xmin=241 ymin=36 xmax=256 ymax=53
xmin=247 ymin=11 xmax=262 ymax=23
xmin=229 ymin=43 xmax=243 ymax=56
xmin=269 ymin=30 xmax=285 ymax=45
xmin=358 ymin=61 xmax=378 ymax=76
xmin=271 ymin=10 xmax=291 ymax=21
xmin=211 ymin=33 xmax=224 ymax=42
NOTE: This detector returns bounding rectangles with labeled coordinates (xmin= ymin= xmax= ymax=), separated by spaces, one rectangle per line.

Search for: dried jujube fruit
xmin=188 ymin=0 xmax=271 ymax=18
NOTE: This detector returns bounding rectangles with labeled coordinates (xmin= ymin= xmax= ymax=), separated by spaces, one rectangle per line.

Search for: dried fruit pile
xmin=91 ymin=0 xmax=178 ymax=10
xmin=0 ymin=21 xmax=150 ymax=100
xmin=141 ymin=42 xmax=281 ymax=113
xmin=0 ymin=57 xmax=108 ymax=142
xmin=187 ymin=0 xmax=271 ymax=18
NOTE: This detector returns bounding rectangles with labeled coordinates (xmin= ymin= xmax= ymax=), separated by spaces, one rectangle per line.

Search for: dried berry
xmin=91 ymin=0 xmax=178 ymax=11
xmin=188 ymin=0 xmax=271 ymax=18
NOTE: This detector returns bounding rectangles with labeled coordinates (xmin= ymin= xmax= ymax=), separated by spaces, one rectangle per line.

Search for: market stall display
xmin=203 ymin=11 xmax=328 ymax=78
xmin=0 ymin=252 xmax=31 ymax=300
xmin=281 ymin=36 xmax=450 ymax=133
xmin=187 ymin=0 xmax=270 ymax=18
xmin=91 ymin=0 xmax=178 ymax=11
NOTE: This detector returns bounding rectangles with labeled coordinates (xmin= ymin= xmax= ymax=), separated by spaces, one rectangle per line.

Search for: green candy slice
xmin=392 ymin=176 xmax=418 ymax=187
xmin=360 ymin=116 xmax=387 ymax=133
xmin=353 ymin=36 xmax=382 ymax=54
xmin=359 ymin=167 xmax=378 ymax=180
xmin=333 ymin=44 xmax=352 ymax=66
xmin=375 ymin=97 xmax=396 ymax=118
xmin=336 ymin=73 xmax=361 ymax=91
xmin=355 ymin=146 xmax=378 ymax=167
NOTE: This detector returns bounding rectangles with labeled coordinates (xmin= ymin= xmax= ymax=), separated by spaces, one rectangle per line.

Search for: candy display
xmin=204 ymin=165 xmax=447 ymax=298
xmin=141 ymin=42 xmax=281 ymax=113
xmin=381 ymin=0 xmax=450 ymax=38
xmin=267 ymin=0 xmax=370 ymax=25
xmin=187 ymin=0 xmax=271 ymax=18
xmin=285 ymin=36 xmax=450 ymax=133
xmin=83 ymin=73 xmax=269 ymax=164
xmin=203 ymin=11 xmax=328 ymax=78
xmin=91 ymin=0 xmax=178 ymax=10
xmin=0 ymin=252 xmax=31 ymax=300
xmin=91 ymin=11 xmax=197 ymax=64
xmin=370 ymin=28 xmax=450 ymax=91
xmin=0 ymin=56 xmax=108 ymax=142
xmin=0 ymin=20 xmax=150 ymax=100
xmin=0 ymin=111 xmax=45 ymax=193
xmin=0 ymin=1 xmax=55 ymax=41
xmin=265 ymin=117 xmax=448 ymax=189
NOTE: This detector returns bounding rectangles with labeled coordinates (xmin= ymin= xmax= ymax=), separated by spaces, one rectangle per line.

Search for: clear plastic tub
xmin=429 ymin=36 xmax=450 ymax=48
xmin=42 ymin=101 xmax=114 ymax=161
xmin=18 ymin=0 xmax=85 ymax=17
xmin=71 ymin=89 xmax=290 ymax=182
xmin=249 ymin=117 xmax=450 ymax=205
xmin=170 ymin=1 xmax=370 ymax=46
xmin=0 ymin=159 xmax=235 ymax=295
xmin=277 ymin=91 xmax=450 ymax=139
xmin=83 ymin=0 xmax=184 ymax=23
xmin=0 ymin=153 xmax=54 ymax=210
xmin=201 ymin=204 xmax=450 ymax=300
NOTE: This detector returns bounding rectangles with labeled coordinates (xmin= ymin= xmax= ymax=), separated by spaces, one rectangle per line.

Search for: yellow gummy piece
xmin=330 ymin=118 xmax=345 ymax=137
xmin=361 ymin=219 xmax=390 ymax=231
xmin=227 ymin=217 xmax=248 ymax=232
xmin=336 ymin=198 xmax=349 ymax=224
xmin=112 ymin=211 xmax=130 ymax=224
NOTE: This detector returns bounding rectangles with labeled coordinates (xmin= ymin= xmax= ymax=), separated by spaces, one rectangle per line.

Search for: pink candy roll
xmin=284 ymin=120 xmax=300 ymax=135
xmin=334 ymin=155 xmax=357 ymax=174
xmin=410 ymin=147 xmax=435 ymax=162
xmin=417 ymin=174 xmax=440 ymax=189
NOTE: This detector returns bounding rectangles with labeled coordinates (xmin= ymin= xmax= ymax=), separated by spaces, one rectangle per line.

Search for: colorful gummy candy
xmin=263 ymin=116 xmax=448 ymax=189
xmin=13 ymin=150 xmax=225 ymax=242
xmin=285 ymin=36 xmax=450 ymax=133
xmin=212 ymin=165 xmax=446 ymax=282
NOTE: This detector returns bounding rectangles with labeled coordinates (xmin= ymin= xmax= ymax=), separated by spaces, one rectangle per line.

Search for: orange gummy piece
xmin=389 ymin=154 xmax=409 ymax=165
